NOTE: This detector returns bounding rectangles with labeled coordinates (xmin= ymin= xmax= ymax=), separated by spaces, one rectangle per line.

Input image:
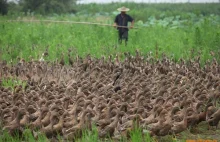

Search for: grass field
xmin=0 ymin=3 xmax=220 ymax=142
xmin=1 ymin=3 xmax=220 ymax=63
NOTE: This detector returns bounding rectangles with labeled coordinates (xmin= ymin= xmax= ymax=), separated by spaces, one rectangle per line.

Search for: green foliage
xmin=79 ymin=125 xmax=99 ymax=142
xmin=76 ymin=3 xmax=220 ymax=22
xmin=1 ymin=77 xmax=27 ymax=91
xmin=22 ymin=129 xmax=35 ymax=142
xmin=19 ymin=0 xmax=77 ymax=15
xmin=0 ymin=12 xmax=219 ymax=64
xmin=0 ymin=126 xmax=155 ymax=142
xmin=7 ymin=2 xmax=23 ymax=16
xmin=130 ymin=123 xmax=143 ymax=142
xmin=0 ymin=0 xmax=8 ymax=15
xmin=194 ymin=27 xmax=202 ymax=47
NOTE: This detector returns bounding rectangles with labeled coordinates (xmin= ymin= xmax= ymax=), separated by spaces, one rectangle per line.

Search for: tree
xmin=19 ymin=0 xmax=77 ymax=15
xmin=0 ymin=0 xmax=8 ymax=15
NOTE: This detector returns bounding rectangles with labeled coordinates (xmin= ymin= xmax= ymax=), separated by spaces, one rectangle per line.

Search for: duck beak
xmin=3 ymin=114 xmax=10 ymax=119
xmin=101 ymin=108 xmax=107 ymax=113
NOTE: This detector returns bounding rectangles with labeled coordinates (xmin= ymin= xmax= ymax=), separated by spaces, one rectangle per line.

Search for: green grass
xmin=78 ymin=125 xmax=99 ymax=142
xmin=0 ymin=13 xmax=219 ymax=64
xmin=1 ymin=3 xmax=220 ymax=64
xmin=1 ymin=77 xmax=27 ymax=92
xmin=0 ymin=126 xmax=158 ymax=142
xmin=5 ymin=124 xmax=219 ymax=142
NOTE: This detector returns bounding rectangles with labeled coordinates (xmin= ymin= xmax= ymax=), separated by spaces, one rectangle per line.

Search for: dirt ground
xmin=154 ymin=122 xmax=220 ymax=142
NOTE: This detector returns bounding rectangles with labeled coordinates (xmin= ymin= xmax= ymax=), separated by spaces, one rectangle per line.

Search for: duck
xmin=20 ymin=109 xmax=30 ymax=127
xmin=0 ymin=50 xmax=220 ymax=139
xmin=197 ymin=102 xmax=213 ymax=123
xmin=52 ymin=109 xmax=65 ymax=134
xmin=156 ymin=116 xmax=172 ymax=136
xmin=206 ymin=108 xmax=220 ymax=129
xmin=146 ymin=109 xmax=168 ymax=135
xmin=68 ymin=97 xmax=84 ymax=115
xmin=2 ymin=108 xmax=13 ymax=125
xmin=170 ymin=107 xmax=188 ymax=134
xmin=63 ymin=106 xmax=82 ymax=128
xmin=40 ymin=112 xmax=57 ymax=138
xmin=27 ymin=105 xmax=39 ymax=122
xmin=186 ymin=107 xmax=200 ymax=129
xmin=120 ymin=114 xmax=143 ymax=137
xmin=98 ymin=109 xmax=120 ymax=138
xmin=63 ymin=109 xmax=95 ymax=140
xmin=142 ymin=105 xmax=163 ymax=126
xmin=3 ymin=108 xmax=26 ymax=136
xmin=29 ymin=107 xmax=49 ymax=130
xmin=41 ymin=109 xmax=52 ymax=127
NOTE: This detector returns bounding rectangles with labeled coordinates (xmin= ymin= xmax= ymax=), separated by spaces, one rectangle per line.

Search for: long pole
xmin=5 ymin=19 xmax=139 ymax=29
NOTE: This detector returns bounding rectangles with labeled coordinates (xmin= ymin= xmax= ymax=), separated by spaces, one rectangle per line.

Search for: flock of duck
xmin=0 ymin=50 xmax=220 ymax=141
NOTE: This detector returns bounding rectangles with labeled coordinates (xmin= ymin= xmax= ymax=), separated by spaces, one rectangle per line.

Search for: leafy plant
xmin=1 ymin=77 xmax=27 ymax=91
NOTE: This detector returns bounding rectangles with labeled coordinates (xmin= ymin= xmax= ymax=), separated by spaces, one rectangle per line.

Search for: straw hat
xmin=117 ymin=6 xmax=130 ymax=12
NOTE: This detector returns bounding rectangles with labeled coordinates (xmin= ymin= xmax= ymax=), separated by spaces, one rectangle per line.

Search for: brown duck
xmin=3 ymin=108 xmax=26 ymax=136
xmin=206 ymin=108 xmax=220 ymax=129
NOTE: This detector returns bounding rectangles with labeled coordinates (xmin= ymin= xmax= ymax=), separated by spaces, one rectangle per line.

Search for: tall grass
xmin=0 ymin=14 xmax=219 ymax=64
xmin=79 ymin=125 xmax=99 ymax=142
xmin=1 ymin=77 xmax=26 ymax=91
xmin=0 ymin=125 xmax=160 ymax=142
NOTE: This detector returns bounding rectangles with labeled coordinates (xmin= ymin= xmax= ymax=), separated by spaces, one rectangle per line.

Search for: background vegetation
xmin=1 ymin=0 xmax=220 ymax=17
xmin=0 ymin=0 xmax=8 ymax=15
xmin=1 ymin=0 xmax=77 ymax=15
xmin=0 ymin=8 xmax=219 ymax=64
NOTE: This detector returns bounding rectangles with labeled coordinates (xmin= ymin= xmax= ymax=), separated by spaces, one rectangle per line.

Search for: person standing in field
xmin=113 ymin=6 xmax=134 ymax=46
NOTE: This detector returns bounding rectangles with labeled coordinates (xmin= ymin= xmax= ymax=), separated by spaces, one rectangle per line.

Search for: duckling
xmin=63 ymin=109 xmax=94 ymax=140
xmin=99 ymin=104 xmax=117 ymax=120
xmin=41 ymin=112 xmax=57 ymax=138
xmin=146 ymin=109 xmax=168 ymax=134
xmin=97 ymin=109 xmax=117 ymax=129
xmin=197 ymin=102 xmax=213 ymax=123
xmin=186 ymin=107 xmax=200 ymax=129
xmin=207 ymin=109 xmax=220 ymax=129
xmin=62 ymin=96 xmax=72 ymax=110
xmin=29 ymin=107 xmax=48 ymax=130
xmin=41 ymin=109 xmax=51 ymax=127
xmin=98 ymin=109 xmax=120 ymax=138
xmin=170 ymin=107 xmax=188 ymax=134
xmin=27 ymin=105 xmax=39 ymax=122
xmin=68 ymin=97 xmax=84 ymax=115
xmin=2 ymin=108 xmax=12 ymax=124
xmin=3 ymin=108 xmax=26 ymax=136
xmin=120 ymin=114 xmax=142 ymax=137
xmin=156 ymin=115 xmax=172 ymax=136
xmin=53 ymin=110 xmax=66 ymax=134
xmin=206 ymin=103 xmax=217 ymax=121
xmin=64 ymin=107 xmax=82 ymax=128
xmin=142 ymin=106 xmax=163 ymax=126
xmin=20 ymin=110 xmax=30 ymax=127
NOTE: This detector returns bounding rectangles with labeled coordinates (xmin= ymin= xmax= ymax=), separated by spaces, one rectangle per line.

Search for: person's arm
xmin=113 ymin=15 xmax=118 ymax=28
xmin=130 ymin=20 xmax=134 ymax=29
xmin=127 ymin=15 xmax=134 ymax=29
xmin=113 ymin=22 xmax=117 ymax=28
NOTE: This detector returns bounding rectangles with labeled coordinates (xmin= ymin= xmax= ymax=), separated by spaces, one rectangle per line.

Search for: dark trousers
xmin=118 ymin=30 xmax=128 ymax=45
